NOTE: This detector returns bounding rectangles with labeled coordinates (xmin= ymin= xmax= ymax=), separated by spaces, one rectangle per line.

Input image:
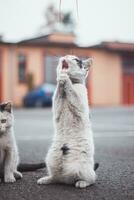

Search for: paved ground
xmin=0 ymin=107 xmax=134 ymax=200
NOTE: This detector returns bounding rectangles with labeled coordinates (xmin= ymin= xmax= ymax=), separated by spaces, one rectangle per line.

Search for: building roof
xmin=18 ymin=36 xmax=134 ymax=52
xmin=17 ymin=33 xmax=78 ymax=48
xmin=0 ymin=34 xmax=134 ymax=53
xmin=0 ymin=41 xmax=14 ymax=45
xmin=91 ymin=41 xmax=134 ymax=53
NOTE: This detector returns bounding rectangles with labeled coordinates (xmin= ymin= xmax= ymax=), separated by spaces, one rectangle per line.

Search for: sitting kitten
xmin=37 ymin=55 xmax=96 ymax=188
xmin=0 ymin=103 xmax=46 ymax=183
xmin=0 ymin=102 xmax=22 ymax=183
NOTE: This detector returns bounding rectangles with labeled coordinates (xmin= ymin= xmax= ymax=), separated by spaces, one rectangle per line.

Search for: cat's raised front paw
xmin=58 ymin=73 xmax=69 ymax=86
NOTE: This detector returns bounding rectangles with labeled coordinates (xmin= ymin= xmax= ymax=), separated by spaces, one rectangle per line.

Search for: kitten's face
xmin=0 ymin=102 xmax=13 ymax=135
xmin=57 ymin=55 xmax=93 ymax=83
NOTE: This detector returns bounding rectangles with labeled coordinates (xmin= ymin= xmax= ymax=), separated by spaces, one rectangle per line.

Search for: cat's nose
xmin=62 ymin=60 xmax=68 ymax=69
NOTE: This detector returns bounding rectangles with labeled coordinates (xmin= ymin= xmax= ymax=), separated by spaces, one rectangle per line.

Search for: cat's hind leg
xmin=75 ymin=172 xmax=96 ymax=188
xmin=37 ymin=176 xmax=54 ymax=185
xmin=75 ymin=174 xmax=96 ymax=188
xmin=75 ymin=180 xmax=91 ymax=188
xmin=75 ymin=164 xmax=96 ymax=188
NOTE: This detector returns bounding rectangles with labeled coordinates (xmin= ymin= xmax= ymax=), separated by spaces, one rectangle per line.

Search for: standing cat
xmin=37 ymin=55 xmax=96 ymax=188
xmin=0 ymin=102 xmax=22 ymax=183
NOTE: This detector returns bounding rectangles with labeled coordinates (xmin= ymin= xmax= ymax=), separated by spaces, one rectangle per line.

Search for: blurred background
xmin=0 ymin=0 xmax=134 ymax=107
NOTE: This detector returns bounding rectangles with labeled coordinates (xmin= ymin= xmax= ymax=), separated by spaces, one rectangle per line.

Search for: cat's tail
xmin=17 ymin=162 xmax=46 ymax=172
xmin=0 ymin=163 xmax=46 ymax=179
xmin=94 ymin=163 xmax=99 ymax=171
xmin=17 ymin=162 xmax=99 ymax=172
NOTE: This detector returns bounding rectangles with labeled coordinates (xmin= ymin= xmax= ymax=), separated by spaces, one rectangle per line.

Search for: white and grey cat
xmin=0 ymin=102 xmax=22 ymax=183
xmin=37 ymin=55 xmax=97 ymax=188
xmin=0 ymin=102 xmax=46 ymax=183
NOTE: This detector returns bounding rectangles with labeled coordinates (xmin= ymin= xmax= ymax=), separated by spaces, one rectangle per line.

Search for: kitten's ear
xmin=0 ymin=102 xmax=12 ymax=113
xmin=5 ymin=102 xmax=12 ymax=113
xmin=83 ymin=58 xmax=93 ymax=70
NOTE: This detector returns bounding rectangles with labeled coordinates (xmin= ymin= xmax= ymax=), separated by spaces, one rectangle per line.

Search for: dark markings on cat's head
xmin=73 ymin=58 xmax=83 ymax=69
xmin=0 ymin=102 xmax=12 ymax=113
xmin=61 ymin=144 xmax=70 ymax=155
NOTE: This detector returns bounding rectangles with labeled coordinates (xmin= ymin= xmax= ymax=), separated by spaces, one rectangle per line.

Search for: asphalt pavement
xmin=0 ymin=107 xmax=134 ymax=200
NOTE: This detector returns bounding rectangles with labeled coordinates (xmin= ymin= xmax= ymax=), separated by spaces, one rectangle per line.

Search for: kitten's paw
xmin=14 ymin=171 xmax=23 ymax=179
xmin=4 ymin=174 xmax=16 ymax=183
xmin=75 ymin=180 xmax=89 ymax=188
xmin=37 ymin=176 xmax=53 ymax=185
xmin=58 ymin=73 xmax=69 ymax=85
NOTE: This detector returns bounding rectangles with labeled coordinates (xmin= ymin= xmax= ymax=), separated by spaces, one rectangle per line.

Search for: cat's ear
xmin=0 ymin=102 xmax=12 ymax=113
xmin=83 ymin=58 xmax=93 ymax=70
xmin=5 ymin=102 xmax=12 ymax=113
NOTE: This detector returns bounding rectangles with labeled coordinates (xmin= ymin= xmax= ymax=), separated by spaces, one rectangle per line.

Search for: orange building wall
xmin=13 ymin=46 xmax=45 ymax=106
xmin=0 ymin=44 xmax=123 ymax=107
xmin=1 ymin=45 xmax=14 ymax=103
xmin=89 ymin=49 xmax=122 ymax=106
xmin=0 ymin=45 xmax=45 ymax=106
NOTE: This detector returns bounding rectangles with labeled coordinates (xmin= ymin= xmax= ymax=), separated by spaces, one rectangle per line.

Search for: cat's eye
xmin=1 ymin=119 xmax=6 ymax=123
xmin=73 ymin=58 xmax=83 ymax=68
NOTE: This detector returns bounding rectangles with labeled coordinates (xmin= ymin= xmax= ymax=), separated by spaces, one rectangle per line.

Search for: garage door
xmin=123 ymin=74 xmax=134 ymax=104
xmin=122 ymin=54 xmax=134 ymax=105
